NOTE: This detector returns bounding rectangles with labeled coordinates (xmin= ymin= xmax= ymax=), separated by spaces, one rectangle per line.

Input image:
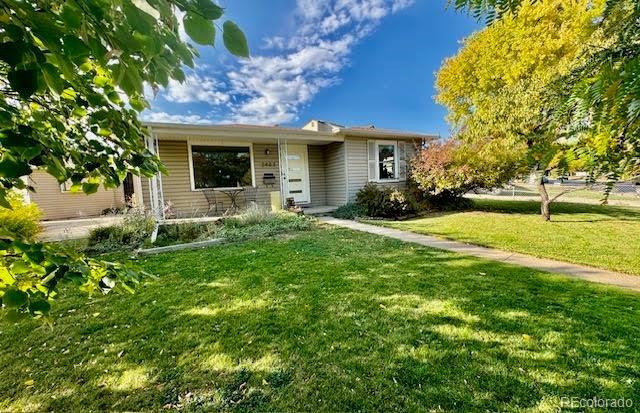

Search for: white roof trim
xmin=144 ymin=122 xmax=436 ymax=142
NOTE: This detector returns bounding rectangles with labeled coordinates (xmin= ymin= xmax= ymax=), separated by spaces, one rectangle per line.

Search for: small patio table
xmin=214 ymin=187 xmax=245 ymax=214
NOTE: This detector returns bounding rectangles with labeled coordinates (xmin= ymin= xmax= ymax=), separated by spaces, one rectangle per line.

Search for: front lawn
xmin=374 ymin=199 xmax=640 ymax=275
xmin=1 ymin=227 xmax=639 ymax=411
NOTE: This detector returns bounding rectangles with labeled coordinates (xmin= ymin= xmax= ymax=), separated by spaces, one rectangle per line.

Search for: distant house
xmin=26 ymin=171 xmax=126 ymax=221
xmin=27 ymin=120 xmax=436 ymax=220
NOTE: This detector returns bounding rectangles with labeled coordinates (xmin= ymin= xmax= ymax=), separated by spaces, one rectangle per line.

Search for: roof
xmin=144 ymin=120 xmax=437 ymax=141
xmin=340 ymin=126 xmax=437 ymax=140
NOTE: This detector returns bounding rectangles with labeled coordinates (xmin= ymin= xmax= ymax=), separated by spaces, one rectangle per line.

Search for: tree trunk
xmin=538 ymin=176 xmax=551 ymax=221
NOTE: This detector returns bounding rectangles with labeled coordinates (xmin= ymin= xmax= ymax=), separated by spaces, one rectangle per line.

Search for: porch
xmin=140 ymin=130 xmax=347 ymax=219
xmin=138 ymin=122 xmax=419 ymax=220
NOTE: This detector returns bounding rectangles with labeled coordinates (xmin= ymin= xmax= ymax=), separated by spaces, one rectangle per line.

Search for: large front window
xmin=377 ymin=143 xmax=397 ymax=180
xmin=191 ymin=145 xmax=252 ymax=189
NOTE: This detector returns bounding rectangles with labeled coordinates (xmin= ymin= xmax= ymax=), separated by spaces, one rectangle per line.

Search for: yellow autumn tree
xmin=434 ymin=0 xmax=605 ymax=220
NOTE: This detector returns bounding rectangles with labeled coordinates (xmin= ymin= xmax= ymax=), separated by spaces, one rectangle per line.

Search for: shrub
xmin=0 ymin=191 xmax=42 ymax=241
xmin=219 ymin=211 xmax=313 ymax=241
xmin=355 ymin=183 xmax=388 ymax=217
xmin=87 ymin=209 xmax=155 ymax=253
xmin=150 ymin=206 xmax=314 ymax=247
xmin=331 ymin=203 xmax=365 ymax=219
xmin=425 ymin=192 xmax=474 ymax=210
xmin=155 ymin=221 xmax=219 ymax=247
xmin=355 ymin=183 xmax=416 ymax=218
xmin=410 ymin=139 xmax=524 ymax=197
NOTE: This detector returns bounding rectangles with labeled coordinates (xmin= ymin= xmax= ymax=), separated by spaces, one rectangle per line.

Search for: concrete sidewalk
xmin=319 ymin=217 xmax=640 ymax=292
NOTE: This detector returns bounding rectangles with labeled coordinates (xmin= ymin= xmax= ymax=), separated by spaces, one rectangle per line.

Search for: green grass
xmin=1 ymin=227 xmax=640 ymax=411
xmin=373 ymin=199 xmax=640 ymax=275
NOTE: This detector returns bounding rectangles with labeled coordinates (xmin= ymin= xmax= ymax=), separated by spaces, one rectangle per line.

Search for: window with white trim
xmin=368 ymin=140 xmax=398 ymax=181
xmin=191 ymin=145 xmax=252 ymax=189
xmin=377 ymin=142 xmax=397 ymax=180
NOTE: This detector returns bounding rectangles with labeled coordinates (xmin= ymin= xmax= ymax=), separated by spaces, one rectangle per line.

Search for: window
xmin=377 ymin=142 xmax=397 ymax=180
xmin=191 ymin=145 xmax=252 ymax=189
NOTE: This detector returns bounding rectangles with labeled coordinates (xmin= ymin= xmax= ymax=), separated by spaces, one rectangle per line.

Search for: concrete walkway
xmin=40 ymin=216 xmax=124 ymax=242
xmin=319 ymin=217 xmax=640 ymax=292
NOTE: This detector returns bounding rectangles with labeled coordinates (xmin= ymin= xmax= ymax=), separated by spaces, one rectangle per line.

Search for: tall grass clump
xmin=225 ymin=203 xmax=274 ymax=226
xmin=87 ymin=209 xmax=155 ymax=253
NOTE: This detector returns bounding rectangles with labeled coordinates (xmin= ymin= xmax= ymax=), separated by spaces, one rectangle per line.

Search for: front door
xmin=284 ymin=144 xmax=310 ymax=204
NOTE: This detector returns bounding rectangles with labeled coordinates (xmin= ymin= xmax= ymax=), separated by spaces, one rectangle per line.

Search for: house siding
xmin=324 ymin=142 xmax=346 ymax=206
xmin=346 ymin=138 xmax=368 ymax=202
xmin=344 ymin=137 xmax=421 ymax=202
xmin=28 ymin=170 xmax=124 ymax=220
xmin=156 ymin=140 xmax=280 ymax=217
xmin=253 ymin=143 xmax=280 ymax=206
xmin=308 ymin=145 xmax=326 ymax=206
xmin=157 ymin=140 xmax=208 ymax=216
xmin=142 ymin=136 xmax=420 ymax=215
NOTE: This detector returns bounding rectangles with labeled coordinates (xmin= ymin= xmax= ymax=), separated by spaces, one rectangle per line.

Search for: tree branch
xmin=549 ymin=186 xmax=592 ymax=203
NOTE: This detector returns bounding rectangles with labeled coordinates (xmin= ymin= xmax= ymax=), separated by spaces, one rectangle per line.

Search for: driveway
xmin=39 ymin=216 xmax=124 ymax=242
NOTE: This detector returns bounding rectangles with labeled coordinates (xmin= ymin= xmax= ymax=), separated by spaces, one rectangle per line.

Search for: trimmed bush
xmin=331 ymin=203 xmax=365 ymax=219
xmin=0 ymin=192 xmax=42 ymax=241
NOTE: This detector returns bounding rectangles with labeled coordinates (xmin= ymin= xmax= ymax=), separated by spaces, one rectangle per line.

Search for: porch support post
xmin=145 ymin=128 xmax=165 ymax=241
xmin=132 ymin=174 xmax=144 ymax=208
xmin=277 ymin=138 xmax=287 ymax=209
xmin=20 ymin=176 xmax=31 ymax=204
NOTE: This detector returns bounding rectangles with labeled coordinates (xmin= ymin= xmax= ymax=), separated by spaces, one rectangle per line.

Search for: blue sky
xmin=142 ymin=0 xmax=480 ymax=137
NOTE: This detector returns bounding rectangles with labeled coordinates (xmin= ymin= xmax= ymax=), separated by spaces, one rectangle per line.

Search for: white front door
xmin=284 ymin=144 xmax=310 ymax=204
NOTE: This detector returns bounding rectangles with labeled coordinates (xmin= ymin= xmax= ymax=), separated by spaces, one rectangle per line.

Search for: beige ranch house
xmin=27 ymin=120 xmax=436 ymax=220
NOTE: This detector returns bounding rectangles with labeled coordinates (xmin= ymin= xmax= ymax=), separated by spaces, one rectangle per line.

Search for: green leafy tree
xmin=0 ymin=0 xmax=248 ymax=320
xmin=437 ymin=0 xmax=606 ymax=220
xmin=453 ymin=0 xmax=640 ymax=204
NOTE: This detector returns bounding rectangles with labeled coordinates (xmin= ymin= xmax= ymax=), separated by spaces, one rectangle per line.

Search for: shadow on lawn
xmin=1 ymin=228 xmax=639 ymax=411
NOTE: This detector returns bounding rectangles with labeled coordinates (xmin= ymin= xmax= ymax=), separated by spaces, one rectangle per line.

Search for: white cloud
xmin=226 ymin=0 xmax=415 ymax=124
xmin=164 ymin=74 xmax=229 ymax=104
xmin=155 ymin=0 xmax=415 ymax=125
xmin=391 ymin=0 xmax=414 ymax=12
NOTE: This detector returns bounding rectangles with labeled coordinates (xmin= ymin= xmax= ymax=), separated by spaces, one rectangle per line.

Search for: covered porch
xmin=139 ymin=123 xmax=346 ymax=220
